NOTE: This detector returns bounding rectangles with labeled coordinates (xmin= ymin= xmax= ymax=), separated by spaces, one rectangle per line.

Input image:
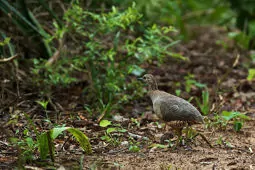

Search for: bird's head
xmin=139 ymin=74 xmax=158 ymax=91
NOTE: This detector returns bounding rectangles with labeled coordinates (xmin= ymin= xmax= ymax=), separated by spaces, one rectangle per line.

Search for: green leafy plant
xmin=36 ymin=100 xmax=49 ymax=110
xmin=120 ymin=0 xmax=233 ymax=40
xmin=31 ymin=2 xmax=183 ymax=114
xmin=183 ymin=74 xmax=209 ymax=115
xmin=247 ymin=68 xmax=255 ymax=81
xmin=39 ymin=127 xmax=92 ymax=161
xmin=9 ymin=114 xmax=39 ymax=163
xmin=128 ymin=144 xmax=140 ymax=152
xmin=0 ymin=33 xmax=15 ymax=57
xmin=175 ymin=89 xmax=181 ymax=97
xmin=130 ymin=118 xmax=140 ymax=128
xmin=99 ymin=120 xmax=112 ymax=127
xmin=228 ymin=0 xmax=255 ymax=49
xmin=209 ymin=111 xmax=250 ymax=131
xmin=0 ymin=0 xmax=54 ymax=57
xmin=184 ymin=74 xmax=207 ymax=93
xmin=99 ymin=120 xmax=127 ymax=146
xmin=0 ymin=37 xmax=10 ymax=46
xmin=228 ymin=31 xmax=251 ymax=49
xmin=221 ymin=111 xmax=250 ymax=132
xmin=195 ymin=88 xmax=210 ymax=115
xmin=10 ymin=129 xmax=38 ymax=163
xmin=10 ymin=115 xmax=91 ymax=163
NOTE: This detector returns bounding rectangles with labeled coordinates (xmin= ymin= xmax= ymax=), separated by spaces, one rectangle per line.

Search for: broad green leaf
xmin=118 ymin=128 xmax=127 ymax=133
xmin=99 ymin=120 xmax=112 ymax=127
xmin=39 ymin=127 xmax=92 ymax=160
xmin=51 ymin=127 xmax=69 ymax=139
xmin=175 ymin=89 xmax=181 ymax=96
xmin=222 ymin=111 xmax=250 ymax=121
xmin=36 ymin=100 xmax=49 ymax=110
xmin=106 ymin=127 xmax=117 ymax=134
xmin=67 ymin=128 xmax=92 ymax=154
xmin=221 ymin=111 xmax=232 ymax=121
xmin=38 ymin=132 xmax=49 ymax=159
xmin=194 ymin=82 xmax=207 ymax=88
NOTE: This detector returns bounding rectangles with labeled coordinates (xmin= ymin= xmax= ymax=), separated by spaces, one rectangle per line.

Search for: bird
xmin=140 ymin=74 xmax=211 ymax=147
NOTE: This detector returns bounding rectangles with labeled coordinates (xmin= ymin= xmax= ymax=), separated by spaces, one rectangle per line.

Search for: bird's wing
xmin=156 ymin=99 xmax=183 ymax=121
xmin=157 ymin=96 xmax=201 ymax=122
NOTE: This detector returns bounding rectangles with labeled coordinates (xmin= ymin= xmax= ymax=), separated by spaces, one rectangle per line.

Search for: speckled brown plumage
xmin=142 ymin=74 xmax=213 ymax=148
xmin=141 ymin=74 xmax=206 ymax=145
xmin=141 ymin=74 xmax=203 ymax=124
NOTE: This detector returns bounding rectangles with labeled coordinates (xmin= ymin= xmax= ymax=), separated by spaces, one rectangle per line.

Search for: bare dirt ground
xmin=63 ymin=26 xmax=255 ymax=170
xmin=82 ymin=121 xmax=255 ymax=170
xmin=0 ymin=26 xmax=254 ymax=169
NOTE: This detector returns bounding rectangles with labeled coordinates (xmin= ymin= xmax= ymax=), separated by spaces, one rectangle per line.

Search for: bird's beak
xmin=137 ymin=77 xmax=143 ymax=81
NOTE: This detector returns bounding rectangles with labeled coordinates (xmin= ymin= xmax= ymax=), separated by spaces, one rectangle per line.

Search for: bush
xmin=32 ymin=2 xmax=183 ymax=115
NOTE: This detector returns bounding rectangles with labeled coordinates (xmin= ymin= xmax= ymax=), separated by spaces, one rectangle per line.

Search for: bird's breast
xmin=153 ymin=99 xmax=162 ymax=119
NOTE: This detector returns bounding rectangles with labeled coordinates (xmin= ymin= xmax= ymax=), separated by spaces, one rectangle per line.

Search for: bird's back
xmin=149 ymin=90 xmax=203 ymax=123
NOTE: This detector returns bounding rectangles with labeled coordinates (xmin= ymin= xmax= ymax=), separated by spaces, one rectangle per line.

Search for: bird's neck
xmin=148 ymin=90 xmax=174 ymax=103
xmin=148 ymin=79 xmax=158 ymax=91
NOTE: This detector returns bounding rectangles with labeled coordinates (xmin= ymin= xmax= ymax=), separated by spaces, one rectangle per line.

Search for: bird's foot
xmin=160 ymin=132 xmax=174 ymax=144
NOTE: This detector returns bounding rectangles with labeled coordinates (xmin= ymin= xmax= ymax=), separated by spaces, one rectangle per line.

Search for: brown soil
xmin=82 ymin=121 xmax=255 ymax=170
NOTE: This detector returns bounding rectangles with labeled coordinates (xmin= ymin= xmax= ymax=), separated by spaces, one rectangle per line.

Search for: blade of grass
xmin=28 ymin=10 xmax=52 ymax=56
xmin=0 ymin=0 xmax=49 ymax=38
xmin=0 ymin=32 xmax=15 ymax=56
xmin=38 ymin=0 xmax=63 ymax=27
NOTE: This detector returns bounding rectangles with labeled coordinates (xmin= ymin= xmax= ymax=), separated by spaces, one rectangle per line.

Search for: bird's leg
xmin=164 ymin=122 xmax=168 ymax=131
xmin=160 ymin=122 xmax=174 ymax=144
xmin=185 ymin=126 xmax=189 ymax=139
xmin=175 ymin=127 xmax=183 ymax=147
xmin=184 ymin=122 xmax=191 ymax=140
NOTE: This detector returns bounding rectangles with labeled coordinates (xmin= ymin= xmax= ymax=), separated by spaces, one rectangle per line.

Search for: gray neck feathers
xmin=148 ymin=78 xmax=158 ymax=91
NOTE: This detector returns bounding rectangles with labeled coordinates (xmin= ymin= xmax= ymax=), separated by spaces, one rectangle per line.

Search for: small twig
xmin=0 ymin=141 xmax=9 ymax=146
xmin=56 ymin=0 xmax=67 ymax=13
xmin=97 ymin=108 xmax=108 ymax=123
xmin=12 ymin=61 xmax=20 ymax=97
xmin=128 ymin=132 xmax=149 ymax=141
xmin=26 ymin=105 xmax=39 ymax=114
xmin=198 ymin=132 xmax=213 ymax=148
xmin=46 ymin=37 xmax=64 ymax=66
xmin=0 ymin=54 xmax=19 ymax=63
xmin=60 ymin=135 xmax=72 ymax=151
xmin=47 ymin=96 xmax=58 ymax=112
xmin=55 ymin=102 xmax=65 ymax=112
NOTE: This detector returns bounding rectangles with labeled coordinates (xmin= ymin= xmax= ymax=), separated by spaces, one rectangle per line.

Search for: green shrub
xmin=32 ymin=2 xmax=183 ymax=114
